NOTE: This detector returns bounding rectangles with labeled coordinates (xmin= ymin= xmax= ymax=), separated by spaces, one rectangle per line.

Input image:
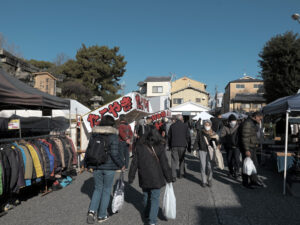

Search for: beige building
xmin=33 ymin=72 xmax=57 ymax=96
xmin=171 ymin=76 xmax=209 ymax=107
xmin=222 ymin=75 xmax=266 ymax=113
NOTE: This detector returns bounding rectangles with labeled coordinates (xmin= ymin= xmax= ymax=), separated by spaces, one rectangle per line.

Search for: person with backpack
xmin=128 ymin=125 xmax=173 ymax=225
xmin=220 ymin=114 xmax=241 ymax=178
xmin=85 ymin=115 xmax=125 ymax=224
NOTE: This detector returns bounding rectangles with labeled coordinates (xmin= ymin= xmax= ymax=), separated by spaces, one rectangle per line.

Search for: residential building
xmin=137 ymin=76 xmax=171 ymax=112
xmin=222 ymin=75 xmax=266 ymax=113
xmin=33 ymin=72 xmax=57 ymax=96
xmin=210 ymin=92 xmax=224 ymax=113
xmin=171 ymin=76 xmax=209 ymax=108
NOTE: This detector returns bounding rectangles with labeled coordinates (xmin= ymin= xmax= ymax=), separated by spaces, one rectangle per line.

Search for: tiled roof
xmin=144 ymin=76 xmax=171 ymax=82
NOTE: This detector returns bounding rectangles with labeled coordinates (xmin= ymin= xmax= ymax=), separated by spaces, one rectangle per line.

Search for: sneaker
xmin=98 ymin=216 xmax=109 ymax=223
xmin=87 ymin=211 xmax=96 ymax=224
xmin=207 ymin=180 xmax=212 ymax=187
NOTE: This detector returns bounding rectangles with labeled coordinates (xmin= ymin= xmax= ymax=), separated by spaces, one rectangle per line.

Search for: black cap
xmin=228 ymin=114 xmax=237 ymax=122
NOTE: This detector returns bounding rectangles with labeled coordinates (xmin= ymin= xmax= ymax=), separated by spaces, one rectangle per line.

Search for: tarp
xmin=192 ymin=112 xmax=213 ymax=121
xmin=82 ymin=92 xmax=152 ymax=133
xmin=221 ymin=112 xmax=248 ymax=120
xmin=263 ymin=93 xmax=300 ymax=115
xmin=0 ymin=68 xmax=70 ymax=110
xmin=0 ymin=115 xmax=69 ymax=132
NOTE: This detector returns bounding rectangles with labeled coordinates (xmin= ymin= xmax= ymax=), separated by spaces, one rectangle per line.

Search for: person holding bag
xmin=128 ymin=125 xmax=173 ymax=225
xmin=193 ymin=120 xmax=220 ymax=187
xmin=86 ymin=115 xmax=125 ymax=224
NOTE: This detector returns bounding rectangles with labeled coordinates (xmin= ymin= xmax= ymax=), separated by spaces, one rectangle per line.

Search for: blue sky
xmin=1 ymin=0 xmax=300 ymax=96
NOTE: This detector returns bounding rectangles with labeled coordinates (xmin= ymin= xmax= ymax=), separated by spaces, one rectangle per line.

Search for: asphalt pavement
xmin=1 ymin=152 xmax=300 ymax=225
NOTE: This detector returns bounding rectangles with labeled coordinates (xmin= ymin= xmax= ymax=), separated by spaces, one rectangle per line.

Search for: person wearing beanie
xmin=220 ymin=114 xmax=241 ymax=178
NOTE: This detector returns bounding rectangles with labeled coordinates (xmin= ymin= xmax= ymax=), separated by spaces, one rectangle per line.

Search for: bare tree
xmin=0 ymin=32 xmax=23 ymax=58
xmin=54 ymin=53 xmax=69 ymax=66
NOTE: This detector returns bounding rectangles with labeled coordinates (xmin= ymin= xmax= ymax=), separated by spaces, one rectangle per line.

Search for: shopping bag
xmin=163 ymin=183 xmax=176 ymax=220
xmin=204 ymin=136 xmax=215 ymax=161
xmin=243 ymin=157 xmax=257 ymax=176
xmin=111 ymin=172 xmax=125 ymax=213
xmin=212 ymin=141 xmax=224 ymax=170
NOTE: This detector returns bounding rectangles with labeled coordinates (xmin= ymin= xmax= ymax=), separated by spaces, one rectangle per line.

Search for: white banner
xmin=82 ymin=92 xmax=152 ymax=133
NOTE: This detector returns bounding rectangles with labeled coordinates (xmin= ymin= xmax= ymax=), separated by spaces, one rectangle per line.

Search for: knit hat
xmin=228 ymin=114 xmax=237 ymax=122
xmin=203 ymin=120 xmax=212 ymax=125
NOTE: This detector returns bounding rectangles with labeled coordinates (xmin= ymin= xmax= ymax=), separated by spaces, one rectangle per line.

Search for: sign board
xmin=151 ymin=110 xmax=172 ymax=122
xmin=8 ymin=119 xmax=20 ymax=130
xmin=82 ymin=92 xmax=152 ymax=133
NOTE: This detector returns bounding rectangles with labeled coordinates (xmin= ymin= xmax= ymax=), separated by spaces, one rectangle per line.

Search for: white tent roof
xmin=52 ymin=99 xmax=90 ymax=118
xmin=170 ymin=101 xmax=210 ymax=112
xmin=192 ymin=111 xmax=214 ymax=120
xmin=221 ymin=111 xmax=247 ymax=120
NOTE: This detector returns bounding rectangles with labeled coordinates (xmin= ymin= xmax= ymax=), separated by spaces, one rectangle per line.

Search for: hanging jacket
xmin=13 ymin=143 xmax=27 ymax=188
xmin=0 ymin=149 xmax=11 ymax=195
xmin=33 ymin=141 xmax=51 ymax=179
xmin=12 ymin=146 xmax=25 ymax=190
xmin=30 ymin=144 xmax=44 ymax=175
xmin=2 ymin=145 xmax=19 ymax=192
xmin=46 ymin=139 xmax=62 ymax=173
xmin=41 ymin=140 xmax=56 ymax=176
xmin=39 ymin=141 xmax=54 ymax=177
xmin=17 ymin=144 xmax=33 ymax=184
xmin=53 ymin=138 xmax=66 ymax=169
xmin=0 ymin=160 xmax=3 ymax=196
xmin=26 ymin=144 xmax=44 ymax=178
xmin=60 ymin=138 xmax=72 ymax=170
xmin=66 ymin=137 xmax=77 ymax=165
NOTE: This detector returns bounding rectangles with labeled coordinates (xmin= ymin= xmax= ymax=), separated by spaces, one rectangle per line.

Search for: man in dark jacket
xmin=211 ymin=111 xmax=223 ymax=135
xmin=168 ymin=114 xmax=191 ymax=181
xmin=118 ymin=115 xmax=133 ymax=169
xmin=221 ymin=114 xmax=241 ymax=178
xmin=240 ymin=111 xmax=264 ymax=188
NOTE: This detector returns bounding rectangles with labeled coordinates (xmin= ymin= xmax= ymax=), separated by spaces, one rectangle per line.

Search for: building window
xmin=173 ymin=98 xmax=183 ymax=104
xmin=40 ymin=81 xmax=44 ymax=88
xmin=152 ymin=86 xmax=163 ymax=93
xmin=46 ymin=78 xmax=49 ymax=84
xmin=241 ymin=103 xmax=250 ymax=109
xmin=196 ymin=98 xmax=201 ymax=103
xmin=236 ymin=84 xmax=245 ymax=89
xmin=252 ymin=104 xmax=262 ymax=109
xmin=254 ymin=84 xmax=263 ymax=89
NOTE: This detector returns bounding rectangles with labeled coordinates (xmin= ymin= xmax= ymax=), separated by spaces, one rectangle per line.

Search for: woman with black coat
xmin=128 ymin=125 xmax=172 ymax=225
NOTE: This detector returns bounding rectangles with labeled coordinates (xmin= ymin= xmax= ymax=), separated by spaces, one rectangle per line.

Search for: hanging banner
xmin=82 ymin=92 xmax=152 ymax=133
xmin=151 ymin=110 xmax=172 ymax=122
xmin=8 ymin=119 xmax=20 ymax=130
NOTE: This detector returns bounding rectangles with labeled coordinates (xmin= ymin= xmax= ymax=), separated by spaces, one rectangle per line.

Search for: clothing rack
xmin=0 ymin=133 xmax=66 ymax=143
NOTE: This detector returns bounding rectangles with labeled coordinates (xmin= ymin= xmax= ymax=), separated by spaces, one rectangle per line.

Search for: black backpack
xmin=84 ymin=134 xmax=110 ymax=168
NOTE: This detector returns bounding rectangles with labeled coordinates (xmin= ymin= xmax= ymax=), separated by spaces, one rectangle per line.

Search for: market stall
xmin=263 ymin=93 xmax=300 ymax=195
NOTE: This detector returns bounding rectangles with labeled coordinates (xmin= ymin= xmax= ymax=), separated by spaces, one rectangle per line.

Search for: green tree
xmin=59 ymin=44 xmax=127 ymax=104
xmin=27 ymin=59 xmax=55 ymax=70
xmin=259 ymin=31 xmax=300 ymax=103
xmin=61 ymin=81 xmax=92 ymax=106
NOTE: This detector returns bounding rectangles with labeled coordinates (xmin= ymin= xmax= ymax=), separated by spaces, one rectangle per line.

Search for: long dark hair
xmin=140 ymin=125 xmax=165 ymax=146
xmin=100 ymin=115 xmax=115 ymax=127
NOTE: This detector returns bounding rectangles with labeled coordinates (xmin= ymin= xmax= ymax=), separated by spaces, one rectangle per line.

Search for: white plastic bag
xmin=111 ymin=172 xmax=125 ymax=213
xmin=243 ymin=157 xmax=257 ymax=176
xmin=163 ymin=183 xmax=176 ymax=220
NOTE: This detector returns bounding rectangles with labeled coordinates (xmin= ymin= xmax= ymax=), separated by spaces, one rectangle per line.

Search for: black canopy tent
xmin=0 ymin=68 xmax=70 ymax=110
xmin=263 ymin=93 xmax=300 ymax=195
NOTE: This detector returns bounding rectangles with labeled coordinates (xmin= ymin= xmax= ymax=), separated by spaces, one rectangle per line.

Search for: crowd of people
xmin=84 ymin=111 xmax=265 ymax=225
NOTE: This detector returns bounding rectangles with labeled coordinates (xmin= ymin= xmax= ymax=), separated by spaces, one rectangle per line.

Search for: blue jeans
xmin=89 ymin=170 xmax=115 ymax=218
xmin=143 ymin=188 xmax=161 ymax=225
xmin=120 ymin=141 xmax=129 ymax=168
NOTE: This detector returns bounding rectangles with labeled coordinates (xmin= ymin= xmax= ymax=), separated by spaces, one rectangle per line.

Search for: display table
xmin=275 ymin=152 xmax=294 ymax=172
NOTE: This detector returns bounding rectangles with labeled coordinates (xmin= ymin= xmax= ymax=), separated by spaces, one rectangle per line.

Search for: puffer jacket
xmin=128 ymin=141 xmax=172 ymax=189
xmin=240 ymin=117 xmax=260 ymax=154
xmin=87 ymin=126 xmax=124 ymax=170
xmin=220 ymin=124 xmax=240 ymax=149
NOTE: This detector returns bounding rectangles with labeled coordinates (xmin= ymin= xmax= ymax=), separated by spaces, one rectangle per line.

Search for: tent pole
xmin=283 ymin=111 xmax=290 ymax=195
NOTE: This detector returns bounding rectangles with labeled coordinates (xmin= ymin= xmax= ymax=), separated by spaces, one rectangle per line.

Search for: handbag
xmin=212 ymin=141 xmax=224 ymax=170
xmin=111 ymin=172 xmax=125 ymax=213
xmin=163 ymin=183 xmax=176 ymax=219
xmin=204 ymin=136 xmax=214 ymax=161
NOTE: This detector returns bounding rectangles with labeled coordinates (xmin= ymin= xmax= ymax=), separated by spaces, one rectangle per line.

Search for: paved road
xmin=1 ymin=152 xmax=300 ymax=225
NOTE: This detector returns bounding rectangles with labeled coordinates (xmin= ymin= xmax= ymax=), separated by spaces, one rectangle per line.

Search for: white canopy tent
xmin=170 ymin=101 xmax=210 ymax=116
xmin=192 ymin=111 xmax=214 ymax=121
xmin=263 ymin=93 xmax=300 ymax=195
xmin=221 ymin=111 xmax=247 ymax=120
